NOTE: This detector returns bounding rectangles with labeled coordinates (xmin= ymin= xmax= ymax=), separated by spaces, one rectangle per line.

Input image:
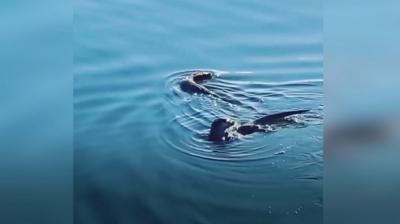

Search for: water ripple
xmin=160 ymin=70 xmax=322 ymax=161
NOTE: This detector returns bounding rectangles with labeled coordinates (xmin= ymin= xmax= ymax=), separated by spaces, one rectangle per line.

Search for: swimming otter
xmin=208 ymin=110 xmax=309 ymax=141
xmin=180 ymin=71 xmax=215 ymax=95
xmin=180 ymin=71 xmax=251 ymax=107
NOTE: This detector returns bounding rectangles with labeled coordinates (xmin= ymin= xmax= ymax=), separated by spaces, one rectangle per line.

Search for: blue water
xmin=74 ymin=0 xmax=323 ymax=223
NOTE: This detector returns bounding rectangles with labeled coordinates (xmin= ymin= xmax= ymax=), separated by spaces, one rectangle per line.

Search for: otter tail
xmin=253 ymin=109 xmax=309 ymax=125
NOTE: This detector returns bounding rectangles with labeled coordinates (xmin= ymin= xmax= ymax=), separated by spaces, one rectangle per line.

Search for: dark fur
xmin=180 ymin=71 xmax=214 ymax=95
xmin=208 ymin=110 xmax=309 ymax=142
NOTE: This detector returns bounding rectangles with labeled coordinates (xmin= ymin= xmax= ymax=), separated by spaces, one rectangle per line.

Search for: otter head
xmin=208 ymin=118 xmax=235 ymax=142
xmin=191 ymin=71 xmax=213 ymax=83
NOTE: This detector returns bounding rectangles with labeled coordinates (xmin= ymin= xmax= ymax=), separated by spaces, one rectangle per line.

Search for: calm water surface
xmin=74 ymin=0 xmax=323 ymax=223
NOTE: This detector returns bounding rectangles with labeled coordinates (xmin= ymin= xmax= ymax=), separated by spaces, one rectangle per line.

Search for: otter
xmin=180 ymin=71 xmax=215 ymax=95
xmin=208 ymin=110 xmax=309 ymax=141
xmin=179 ymin=71 xmax=251 ymax=107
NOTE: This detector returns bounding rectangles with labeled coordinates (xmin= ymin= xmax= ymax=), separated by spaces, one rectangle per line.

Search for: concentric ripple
xmin=160 ymin=70 xmax=322 ymax=161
